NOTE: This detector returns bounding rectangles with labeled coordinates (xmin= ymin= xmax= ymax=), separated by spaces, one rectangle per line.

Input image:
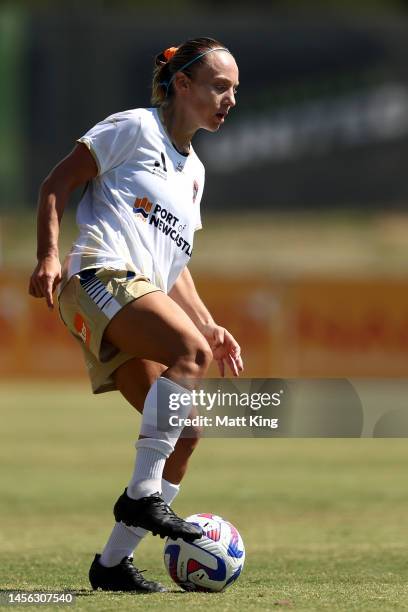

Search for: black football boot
xmin=89 ymin=554 xmax=166 ymax=593
xmin=113 ymin=489 xmax=204 ymax=541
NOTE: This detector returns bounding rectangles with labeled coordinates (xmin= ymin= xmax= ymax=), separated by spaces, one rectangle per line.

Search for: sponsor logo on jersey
xmin=193 ymin=180 xmax=199 ymax=203
xmin=132 ymin=195 xmax=193 ymax=257
xmin=150 ymin=203 xmax=193 ymax=257
xmin=133 ymin=196 xmax=153 ymax=221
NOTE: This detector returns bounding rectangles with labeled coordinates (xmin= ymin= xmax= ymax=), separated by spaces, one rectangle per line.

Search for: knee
xmin=176 ymin=338 xmax=213 ymax=378
xmin=195 ymin=342 xmax=213 ymax=374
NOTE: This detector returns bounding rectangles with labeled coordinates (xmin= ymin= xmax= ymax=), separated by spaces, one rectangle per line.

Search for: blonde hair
xmin=151 ymin=36 xmax=229 ymax=106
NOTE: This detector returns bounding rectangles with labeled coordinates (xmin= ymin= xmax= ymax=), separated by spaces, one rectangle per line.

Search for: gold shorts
xmin=58 ymin=268 xmax=162 ymax=394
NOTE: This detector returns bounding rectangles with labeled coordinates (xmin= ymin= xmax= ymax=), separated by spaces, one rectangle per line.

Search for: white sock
xmin=126 ymin=376 xmax=192 ymax=500
xmin=99 ymin=479 xmax=180 ymax=567
xmin=127 ymin=445 xmax=167 ymax=500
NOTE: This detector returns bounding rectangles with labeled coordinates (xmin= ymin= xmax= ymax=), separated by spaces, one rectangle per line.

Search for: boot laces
xmin=122 ymin=558 xmax=148 ymax=582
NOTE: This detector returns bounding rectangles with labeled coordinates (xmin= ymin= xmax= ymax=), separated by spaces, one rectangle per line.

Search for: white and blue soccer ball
xmin=163 ymin=513 xmax=245 ymax=592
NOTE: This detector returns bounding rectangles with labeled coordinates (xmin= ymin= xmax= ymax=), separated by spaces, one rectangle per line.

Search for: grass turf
xmin=1 ymin=383 xmax=408 ymax=610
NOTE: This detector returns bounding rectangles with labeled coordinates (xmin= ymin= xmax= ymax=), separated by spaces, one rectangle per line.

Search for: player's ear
xmin=173 ymin=72 xmax=191 ymax=94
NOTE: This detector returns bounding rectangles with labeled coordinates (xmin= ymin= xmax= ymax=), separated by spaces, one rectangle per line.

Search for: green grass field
xmin=1 ymin=384 xmax=408 ymax=610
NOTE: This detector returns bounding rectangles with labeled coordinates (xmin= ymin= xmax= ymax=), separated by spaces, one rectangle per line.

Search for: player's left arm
xmin=169 ymin=267 xmax=244 ymax=377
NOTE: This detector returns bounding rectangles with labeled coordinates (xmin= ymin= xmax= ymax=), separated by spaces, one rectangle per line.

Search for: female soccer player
xmin=29 ymin=37 xmax=242 ymax=593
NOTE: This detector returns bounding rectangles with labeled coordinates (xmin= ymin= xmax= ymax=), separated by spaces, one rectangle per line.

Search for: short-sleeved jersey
xmin=61 ymin=108 xmax=205 ymax=293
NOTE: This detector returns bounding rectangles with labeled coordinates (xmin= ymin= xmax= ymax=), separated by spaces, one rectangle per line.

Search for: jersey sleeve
xmin=77 ymin=111 xmax=142 ymax=175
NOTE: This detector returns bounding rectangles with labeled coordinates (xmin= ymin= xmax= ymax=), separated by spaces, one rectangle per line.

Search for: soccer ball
xmin=163 ymin=513 xmax=245 ymax=592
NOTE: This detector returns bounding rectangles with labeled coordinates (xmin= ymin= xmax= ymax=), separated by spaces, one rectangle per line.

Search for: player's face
xmin=185 ymin=51 xmax=239 ymax=132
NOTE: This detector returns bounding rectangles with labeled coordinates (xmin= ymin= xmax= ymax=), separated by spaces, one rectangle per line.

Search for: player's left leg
xmin=92 ymin=357 xmax=201 ymax=592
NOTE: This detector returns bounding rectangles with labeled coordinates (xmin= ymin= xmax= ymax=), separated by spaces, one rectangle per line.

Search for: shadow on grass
xmin=74 ymin=588 xmax=186 ymax=596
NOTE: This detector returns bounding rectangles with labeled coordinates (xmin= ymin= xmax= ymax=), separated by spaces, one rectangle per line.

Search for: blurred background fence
xmin=2 ymin=1 xmax=408 ymax=382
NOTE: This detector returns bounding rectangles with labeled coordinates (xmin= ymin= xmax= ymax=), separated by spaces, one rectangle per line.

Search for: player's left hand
xmin=200 ymin=324 xmax=244 ymax=377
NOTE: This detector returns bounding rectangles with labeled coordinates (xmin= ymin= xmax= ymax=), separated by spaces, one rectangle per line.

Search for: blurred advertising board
xmin=1 ymin=271 xmax=408 ymax=381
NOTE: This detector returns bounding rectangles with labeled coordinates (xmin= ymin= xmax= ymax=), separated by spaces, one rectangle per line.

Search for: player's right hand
xmin=28 ymin=255 xmax=62 ymax=310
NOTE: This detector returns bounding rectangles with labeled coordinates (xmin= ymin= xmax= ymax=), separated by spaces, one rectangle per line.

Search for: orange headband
xmin=163 ymin=46 xmax=179 ymax=61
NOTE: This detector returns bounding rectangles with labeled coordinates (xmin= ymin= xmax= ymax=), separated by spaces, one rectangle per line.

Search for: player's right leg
xmin=102 ymin=290 xmax=211 ymax=541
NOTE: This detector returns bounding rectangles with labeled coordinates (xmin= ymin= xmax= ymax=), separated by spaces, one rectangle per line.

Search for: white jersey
xmin=62 ymin=107 xmax=204 ymax=293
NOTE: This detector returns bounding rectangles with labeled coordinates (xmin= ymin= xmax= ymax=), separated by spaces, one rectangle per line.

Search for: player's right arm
xmin=28 ymin=143 xmax=98 ymax=309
